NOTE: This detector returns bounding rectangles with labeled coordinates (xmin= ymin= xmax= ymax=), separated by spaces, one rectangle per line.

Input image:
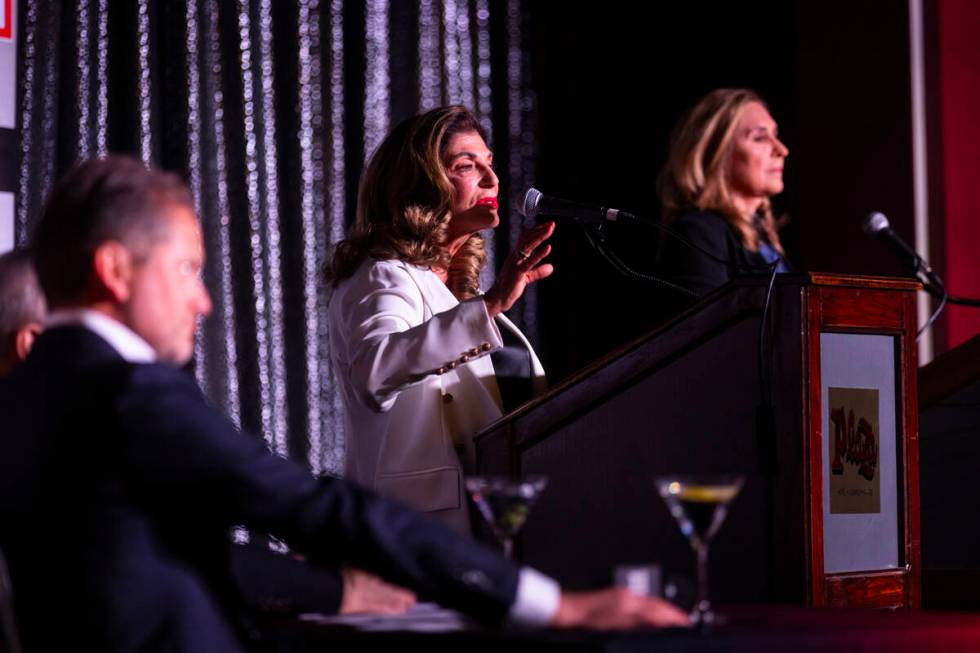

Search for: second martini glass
xmin=655 ymin=475 xmax=744 ymax=625
xmin=465 ymin=475 xmax=548 ymax=559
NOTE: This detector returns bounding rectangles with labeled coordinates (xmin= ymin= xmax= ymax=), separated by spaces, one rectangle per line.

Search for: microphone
xmin=521 ymin=186 xmax=770 ymax=273
xmin=520 ymin=187 xmax=637 ymax=224
xmin=864 ymin=211 xmax=980 ymax=311
xmin=861 ymin=211 xmax=943 ymax=288
xmin=862 ymin=211 xmax=935 ymax=278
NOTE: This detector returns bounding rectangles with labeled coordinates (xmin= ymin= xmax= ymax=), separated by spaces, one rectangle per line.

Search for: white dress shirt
xmin=46 ymin=308 xmax=156 ymax=363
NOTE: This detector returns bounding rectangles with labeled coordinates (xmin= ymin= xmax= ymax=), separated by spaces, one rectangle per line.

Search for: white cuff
xmin=506 ymin=566 xmax=560 ymax=628
xmin=465 ymin=295 xmax=503 ymax=347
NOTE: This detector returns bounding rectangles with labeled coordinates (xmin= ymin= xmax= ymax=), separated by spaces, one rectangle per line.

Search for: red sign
xmin=0 ymin=0 xmax=11 ymax=41
xmin=827 ymin=387 xmax=880 ymax=514
xmin=830 ymin=407 xmax=878 ymax=481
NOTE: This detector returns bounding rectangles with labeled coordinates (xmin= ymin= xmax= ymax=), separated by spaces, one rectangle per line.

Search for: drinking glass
xmin=655 ymin=475 xmax=744 ymax=625
xmin=465 ymin=475 xmax=548 ymax=559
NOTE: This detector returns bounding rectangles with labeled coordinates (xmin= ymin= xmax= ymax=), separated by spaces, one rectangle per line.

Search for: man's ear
xmin=92 ymin=241 xmax=135 ymax=303
xmin=14 ymin=323 xmax=42 ymax=362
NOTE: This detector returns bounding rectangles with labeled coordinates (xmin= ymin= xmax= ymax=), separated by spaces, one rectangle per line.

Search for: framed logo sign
xmin=828 ymin=387 xmax=880 ymax=514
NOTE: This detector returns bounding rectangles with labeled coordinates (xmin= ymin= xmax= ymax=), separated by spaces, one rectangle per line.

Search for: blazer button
xmin=468 ymin=347 xmax=480 ymax=356
xmin=481 ymin=342 xmax=492 ymax=351
xmin=442 ymin=393 xmax=454 ymax=404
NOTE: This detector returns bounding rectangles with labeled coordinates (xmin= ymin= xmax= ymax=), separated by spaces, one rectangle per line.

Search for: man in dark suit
xmin=0 ymin=157 xmax=685 ymax=652
xmin=0 ymin=241 xmax=415 ymax=620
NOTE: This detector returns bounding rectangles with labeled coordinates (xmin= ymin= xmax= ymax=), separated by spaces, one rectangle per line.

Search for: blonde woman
xmin=657 ymin=88 xmax=790 ymax=295
xmin=326 ymin=106 xmax=553 ymax=535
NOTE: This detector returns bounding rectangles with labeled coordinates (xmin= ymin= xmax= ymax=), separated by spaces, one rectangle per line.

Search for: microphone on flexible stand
xmin=861 ymin=211 xmax=941 ymax=286
xmin=520 ymin=187 xmax=638 ymax=225
xmin=864 ymin=212 xmax=980 ymax=308
xmin=520 ymin=187 xmax=774 ymax=274
xmin=862 ymin=211 xmax=955 ymax=338
xmin=518 ymin=187 xmax=702 ymax=296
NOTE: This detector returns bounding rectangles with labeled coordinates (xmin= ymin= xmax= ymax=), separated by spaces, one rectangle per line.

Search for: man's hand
xmin=551 ymin=588 xmax=690 ymax=629
xmin=338 ymin=567 xmax=417 ymax=615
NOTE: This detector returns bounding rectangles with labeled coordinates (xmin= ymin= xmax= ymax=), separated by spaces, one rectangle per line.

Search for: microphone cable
xmin=580 ymin=223 xmax=700 ymax=298
xmin=863 ymin=211 xmax=980 ymax=338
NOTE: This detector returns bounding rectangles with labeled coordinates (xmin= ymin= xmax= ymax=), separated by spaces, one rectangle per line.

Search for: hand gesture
xmin=484 ymin=221 xmax=555 ymax=318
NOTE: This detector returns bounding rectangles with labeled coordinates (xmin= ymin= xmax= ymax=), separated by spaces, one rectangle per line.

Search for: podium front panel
xmin=819 ymin=332 xmax=900 ymax=573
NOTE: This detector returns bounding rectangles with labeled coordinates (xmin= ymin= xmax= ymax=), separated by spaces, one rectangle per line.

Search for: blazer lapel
xmin=401 ymin=264 xmax=459 ymax=316
xmin=494 ymin=313 xmax=547 ymax=395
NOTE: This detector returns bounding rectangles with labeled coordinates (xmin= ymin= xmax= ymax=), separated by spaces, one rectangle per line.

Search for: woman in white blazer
xmin=326 ymin=106 xmax=554 ymax=535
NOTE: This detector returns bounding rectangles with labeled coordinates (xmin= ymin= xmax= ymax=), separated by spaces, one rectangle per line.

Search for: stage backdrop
xmin=14 ymin=0 xmax=537 ymax=476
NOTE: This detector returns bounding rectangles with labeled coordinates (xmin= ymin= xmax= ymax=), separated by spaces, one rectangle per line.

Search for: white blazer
xmin=328 ymin=258 xmax=546 ymax=535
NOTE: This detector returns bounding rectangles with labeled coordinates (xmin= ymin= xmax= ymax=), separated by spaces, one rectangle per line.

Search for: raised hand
xmin=484 ymin=221 xmax=555 ymax=318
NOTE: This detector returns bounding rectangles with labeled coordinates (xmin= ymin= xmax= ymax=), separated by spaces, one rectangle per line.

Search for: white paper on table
xmin=298 ymin=602 xmax=476 ymax=632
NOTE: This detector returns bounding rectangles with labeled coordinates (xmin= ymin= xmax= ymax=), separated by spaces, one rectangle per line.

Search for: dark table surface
xmin=256 ymin=603 xmax=980 ymax=653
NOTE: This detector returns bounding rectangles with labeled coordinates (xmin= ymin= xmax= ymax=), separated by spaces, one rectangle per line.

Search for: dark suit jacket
xmin=656 ymin=211 xmax=773 ymax=297
xmin=228 ymin=539 xmax=345 ymax=616
xmin=0 ymin=326 xmax=519 ymax=653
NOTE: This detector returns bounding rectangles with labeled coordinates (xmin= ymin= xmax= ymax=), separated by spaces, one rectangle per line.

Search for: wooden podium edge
xmin=918 ymin=333 xmax=980 ymax=408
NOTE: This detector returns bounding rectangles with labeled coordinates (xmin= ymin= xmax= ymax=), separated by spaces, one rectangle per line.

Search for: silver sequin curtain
xmin=15 ymin=0 xmax=538 ymax=475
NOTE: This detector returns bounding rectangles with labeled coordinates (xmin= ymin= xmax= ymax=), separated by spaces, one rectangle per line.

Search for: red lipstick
xmin=477 ymin=197 xmax=498 ymax=210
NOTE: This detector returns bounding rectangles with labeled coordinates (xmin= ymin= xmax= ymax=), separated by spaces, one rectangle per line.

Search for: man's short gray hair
xmin=0 ymin=249 xmax=47 ymax=356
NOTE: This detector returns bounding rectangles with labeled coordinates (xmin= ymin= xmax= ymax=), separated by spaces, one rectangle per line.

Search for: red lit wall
xmin=937 ymin=0 xmax=980 ymax=348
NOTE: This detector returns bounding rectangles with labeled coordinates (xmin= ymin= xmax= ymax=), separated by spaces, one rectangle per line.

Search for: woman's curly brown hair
xmin=325 ymin=105 xmax=488 ymax=300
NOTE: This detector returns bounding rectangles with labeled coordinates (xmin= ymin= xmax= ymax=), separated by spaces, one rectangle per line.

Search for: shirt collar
xmin=46 ymin=308 xmax=157 ymax=363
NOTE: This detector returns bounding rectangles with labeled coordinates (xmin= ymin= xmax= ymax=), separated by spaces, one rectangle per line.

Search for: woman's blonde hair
xmin=657 ymin=88 xmax=784 ymax=255
xmin=325 ymin=105 xmax=487 ymax=300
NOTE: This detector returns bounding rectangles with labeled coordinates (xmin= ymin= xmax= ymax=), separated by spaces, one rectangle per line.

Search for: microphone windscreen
xmin=521 ymin=187 xmax=543 ymax=218
xmin=862 ymin=211 xmax=890 ymax=236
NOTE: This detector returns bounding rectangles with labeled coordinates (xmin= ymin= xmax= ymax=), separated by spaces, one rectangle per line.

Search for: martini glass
xmin=655 ymin=475 xmax=743 ymax=625
xmin=465 ymin=475 xmax=548 ymax=559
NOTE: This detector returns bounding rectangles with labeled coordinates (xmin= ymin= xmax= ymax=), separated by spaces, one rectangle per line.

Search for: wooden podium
xmin=476 ymin=273 xmax=920 ymax=608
